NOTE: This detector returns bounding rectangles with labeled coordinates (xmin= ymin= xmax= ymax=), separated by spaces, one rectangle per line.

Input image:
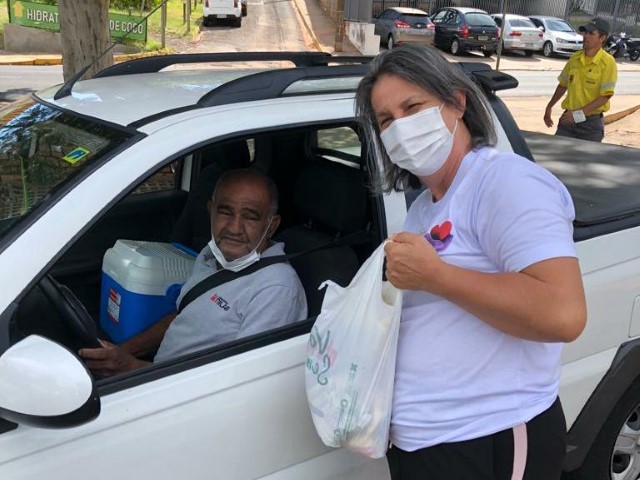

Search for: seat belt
xmin=177 ymin=229 xmax=370 ymax=313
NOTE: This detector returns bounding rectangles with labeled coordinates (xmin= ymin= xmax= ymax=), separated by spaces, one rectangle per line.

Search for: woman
xmin=355 ymin=45 xmax=586 ymax=479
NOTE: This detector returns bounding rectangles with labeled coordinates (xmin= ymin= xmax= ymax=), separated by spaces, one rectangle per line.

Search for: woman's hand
xmin=384 ymin=232 xmax=446 ymax=291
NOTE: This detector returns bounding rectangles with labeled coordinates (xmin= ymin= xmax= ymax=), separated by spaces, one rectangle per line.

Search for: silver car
xmin=491 ymin=13 xmax=544 ymax=56
xmin=529 ymin=16 xmax=583 ymax=57
xmin=372 ymin=7 xmax=435 ymax=50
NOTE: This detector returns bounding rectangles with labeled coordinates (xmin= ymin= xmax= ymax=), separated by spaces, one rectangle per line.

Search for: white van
xmin=203 ymin=0 xmax=242 ymax=27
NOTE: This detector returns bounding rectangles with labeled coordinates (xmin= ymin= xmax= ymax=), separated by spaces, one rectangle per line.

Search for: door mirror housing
xmin=0 ymin=335 xmax=100 ymax=428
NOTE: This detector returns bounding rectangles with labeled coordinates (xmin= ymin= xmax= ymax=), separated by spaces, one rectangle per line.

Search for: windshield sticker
xmin=62 ymin=147 xmax=90 ymax=164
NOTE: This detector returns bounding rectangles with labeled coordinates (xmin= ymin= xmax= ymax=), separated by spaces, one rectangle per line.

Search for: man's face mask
xmin=380 ymin=104 xmax=457 ymax=177
xmin=208 ymin=216 xmax=273 ymax=272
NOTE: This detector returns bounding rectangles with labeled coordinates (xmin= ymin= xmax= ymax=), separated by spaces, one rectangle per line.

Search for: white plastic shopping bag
xmin=305 ymin=242 xmax=403 ymax=459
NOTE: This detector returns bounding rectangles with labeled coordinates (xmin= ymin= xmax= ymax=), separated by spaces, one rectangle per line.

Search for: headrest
xmin=294 ymin=162 xmax=368 ymax=233
xmin=201 ymin=140 xmax=251 ymax=173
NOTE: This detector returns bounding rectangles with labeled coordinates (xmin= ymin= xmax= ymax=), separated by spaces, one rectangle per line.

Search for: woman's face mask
xmin=380 ymin=104 xmax=457 ymax=177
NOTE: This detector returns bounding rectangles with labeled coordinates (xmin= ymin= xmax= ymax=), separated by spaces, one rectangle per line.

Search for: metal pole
xmin=335 ymin=0 xmax=344 ymax=52
xmin=611 ymin=0 xmax=621 ymax=35
xmin=187 ymin=0 xmax=191 ymax=33
xmin=495 ymin=0 xmax=506 ymax=71
xmin=161 ymin=1 xmax=167 ymax=48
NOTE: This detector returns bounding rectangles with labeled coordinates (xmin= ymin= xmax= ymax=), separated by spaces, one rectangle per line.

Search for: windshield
xmin=0 ymin=98 xmax=133 ymax=238
xmin=466 ymin=13 xmax=496 ymax=27
xmin=547 ymin=19 xmax=575 ymax=32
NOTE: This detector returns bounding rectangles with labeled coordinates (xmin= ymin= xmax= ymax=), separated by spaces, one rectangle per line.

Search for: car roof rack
xmin=93 ymin=52 xmax=373 ymax=78
xmin=456 ymin=62 xmax=519 ymax=92
xmin=53 ymin=52 xmax=373 ymax=101
xmin=128 ymin=63 xmax=370 ymax=128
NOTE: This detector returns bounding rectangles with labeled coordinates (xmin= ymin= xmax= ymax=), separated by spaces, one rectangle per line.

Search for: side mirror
xmin=538 ymin=26 xmax=545 ymax=32
xmin=0 ymin=335 xmax=100 ymax=428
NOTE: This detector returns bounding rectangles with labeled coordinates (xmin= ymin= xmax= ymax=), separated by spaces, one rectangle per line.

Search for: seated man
xmin=80 ymin=168 xmax=308 ymax=376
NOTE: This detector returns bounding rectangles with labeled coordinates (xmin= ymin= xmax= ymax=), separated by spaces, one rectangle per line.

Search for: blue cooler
xmin=100 ymin=240 xmax=196 ymax=344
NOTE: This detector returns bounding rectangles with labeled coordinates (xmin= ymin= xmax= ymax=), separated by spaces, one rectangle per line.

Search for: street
xmin=2 ymin=64 xmax=639 ymax=105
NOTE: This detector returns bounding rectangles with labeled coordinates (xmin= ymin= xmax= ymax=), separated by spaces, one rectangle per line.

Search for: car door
xmin=431 ymin=9 xmax=449 ymax=48
xmin=375 ymin=9 xmax=390 ymax=42
xmin=0 ymin=97 xmax=393 ymax=480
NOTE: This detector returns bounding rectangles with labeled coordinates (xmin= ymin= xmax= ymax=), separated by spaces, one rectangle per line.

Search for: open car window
xmin=8 ymin=122 xmax=380 ymax=395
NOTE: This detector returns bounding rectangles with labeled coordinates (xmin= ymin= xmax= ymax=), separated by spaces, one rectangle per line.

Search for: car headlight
xmin=557 ymin=38 xmax=567 ymax=44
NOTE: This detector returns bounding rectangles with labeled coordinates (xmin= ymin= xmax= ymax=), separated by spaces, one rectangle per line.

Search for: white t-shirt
xmin=391 ymin=146 xmax=577 ymax=451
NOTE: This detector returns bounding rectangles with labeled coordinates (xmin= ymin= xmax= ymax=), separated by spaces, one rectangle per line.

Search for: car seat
xmin=276 ymin=160 xmax=371 ymax=316
xmin=169 ymin=140 xmax=251 ymax=252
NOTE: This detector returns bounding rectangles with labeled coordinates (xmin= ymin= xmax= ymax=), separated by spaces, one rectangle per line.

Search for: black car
xmin=431 ymin=7 xmax=499 ymax=57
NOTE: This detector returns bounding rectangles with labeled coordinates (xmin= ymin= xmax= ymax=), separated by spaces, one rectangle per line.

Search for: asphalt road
xmin=2 ymin=63 xmax=639 ymax=106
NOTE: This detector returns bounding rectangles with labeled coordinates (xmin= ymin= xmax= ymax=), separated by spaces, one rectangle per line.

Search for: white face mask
xmin=208 ymin=217 xmax=273 ymax=272
xmin=380 ymin=104 xmax=457 ymax=177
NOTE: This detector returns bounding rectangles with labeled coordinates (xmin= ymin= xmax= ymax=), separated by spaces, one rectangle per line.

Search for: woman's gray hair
xmin=355 ymin=44 xmax=497 ymax=193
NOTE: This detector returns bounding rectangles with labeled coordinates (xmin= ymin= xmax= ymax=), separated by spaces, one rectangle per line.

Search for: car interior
xmin=8 ymin=121 xmax=383 ymax=383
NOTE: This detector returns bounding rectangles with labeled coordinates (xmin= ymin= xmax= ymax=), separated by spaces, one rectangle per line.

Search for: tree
xmin=57 ymin=0 xmax=113 ymax=82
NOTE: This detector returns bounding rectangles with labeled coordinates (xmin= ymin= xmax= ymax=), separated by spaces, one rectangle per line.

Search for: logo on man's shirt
xmin=210 ymin=292 xmax=231 ymax=311
xmin=424 ymin=220 xmax=454 ymax=252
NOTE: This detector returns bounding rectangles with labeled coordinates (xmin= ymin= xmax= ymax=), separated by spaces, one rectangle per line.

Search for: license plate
xmin=478 ymin=35 xmax=488 ymax=41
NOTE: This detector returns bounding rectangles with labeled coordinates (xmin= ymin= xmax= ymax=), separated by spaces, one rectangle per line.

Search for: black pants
xmin=387 ymin=397 xmax=566 ymax=480
xmin=556 ymin=113 xmax=604 ymax=142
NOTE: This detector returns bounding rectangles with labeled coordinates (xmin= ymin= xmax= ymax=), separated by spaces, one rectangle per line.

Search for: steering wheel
xmin=38 ymin=274 xmax=102 ymax=349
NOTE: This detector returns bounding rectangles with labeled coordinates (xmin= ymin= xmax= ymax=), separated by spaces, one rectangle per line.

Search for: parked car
xmin=0 ymin=51 xmax=639 ymax=480
xmin=203 ymin=0 xmax=242 ymax=27
xmin=491 ymin=13 xmax=544 ymax=56
xmin=529 ymin=15 xmax=583 ymax=57
xmin=430 ymin=7 xmax=499 ymax=57
xmin=371 ymin=7 xmax=435 ymax=50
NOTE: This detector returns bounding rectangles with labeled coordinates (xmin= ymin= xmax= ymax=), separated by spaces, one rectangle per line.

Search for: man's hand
xmin=79 ymin=340 xmax=149 ymax=377
xmin=559 ymin=110 xmax=576 ymax=126
xmin=543 ymin=106 xmax=554 ymax=128
xmin=384 ymin=232 xmax=446 ymax=291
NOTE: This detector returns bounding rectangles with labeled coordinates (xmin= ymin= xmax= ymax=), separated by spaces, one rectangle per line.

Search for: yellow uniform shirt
xmin=558 ymin=48 xmax=617 ymax=114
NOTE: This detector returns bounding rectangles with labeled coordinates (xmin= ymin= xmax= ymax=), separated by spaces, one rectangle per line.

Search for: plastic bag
xmin=305 ymin=242 xmax=403 ymax=459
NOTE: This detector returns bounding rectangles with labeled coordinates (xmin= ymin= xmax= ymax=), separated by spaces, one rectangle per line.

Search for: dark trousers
xmin=387 ymin=397 xmax=566 ymax=480
xmin=556 ymin=114 xmax=605 ymax=142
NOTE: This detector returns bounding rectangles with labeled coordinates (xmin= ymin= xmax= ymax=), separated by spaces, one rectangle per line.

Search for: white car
xmin=203 ymin=0 xmax=242 ymax=27
xmin=529 ymin=16 xmax=583 ymax=57
xmin=491 ymin=13 xmax=544 ymax=56
xmin=0 ymin=52 xmax=639 ymax=480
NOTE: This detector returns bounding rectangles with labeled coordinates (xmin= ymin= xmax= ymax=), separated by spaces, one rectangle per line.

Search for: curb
xmin=0 ymin=51 xmax=164 ymax=66
xmin=290 ymin=0 xmax=325 ymax=53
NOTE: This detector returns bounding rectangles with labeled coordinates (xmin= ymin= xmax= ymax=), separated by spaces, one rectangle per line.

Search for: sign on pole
xmin=8 ymin=0 xmax=148 ymax=42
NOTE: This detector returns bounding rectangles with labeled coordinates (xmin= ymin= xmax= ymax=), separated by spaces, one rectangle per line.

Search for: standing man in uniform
xmin=544 ymin=17 xmax=617 ymax=142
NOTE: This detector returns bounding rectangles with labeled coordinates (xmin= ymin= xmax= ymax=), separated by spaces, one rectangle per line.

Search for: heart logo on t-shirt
xmin=424 ymin=220 xmax=454 ymax=252
xmin=430 ymin=221 xmax=452 ymax=241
